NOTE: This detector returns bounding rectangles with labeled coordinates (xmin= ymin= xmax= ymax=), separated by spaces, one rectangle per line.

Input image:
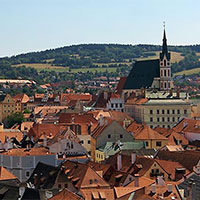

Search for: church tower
xmin=159 ymin=25 xmax=173 ymax=90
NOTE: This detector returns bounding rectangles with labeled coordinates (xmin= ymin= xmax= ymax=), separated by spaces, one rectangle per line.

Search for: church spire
xmin=160 ymin=23 xmax=170 ymax=61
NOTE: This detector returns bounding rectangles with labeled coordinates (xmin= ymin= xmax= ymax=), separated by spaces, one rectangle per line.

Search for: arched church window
xmin=164 ymin=60 xmax=166 ymax=66
xmin=164 ymin=70 xmax=167 ymax=77
xmin=161 ymin=70 xmax=163 ymax=77
xmin=164 ymin=82 xmax=167 ymax=88
xmin=168 ymin=69 xmax=170 ymax=76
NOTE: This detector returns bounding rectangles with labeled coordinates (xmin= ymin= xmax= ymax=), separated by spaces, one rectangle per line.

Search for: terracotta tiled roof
xmin=28 ymin=123 xmax=66 ymax=139
xmin=0 ymin=166 xmax=17 ymax=181
xmin=126 ymin=121 xmax=143 ymax=134
xmin=50 ymin=189 xmax=83 ymax=200
xmin=0 ymin=147 xmax=54 ymax=156
xmin=13 ymin=93 xmax=29 ymax=103
xmin=114 ymin=186 xmax=143 ymax=199
xmin=126 ymin=176 xmax=155 ymax=188
xmin=0 ymin=130 xmax=23 ymax=143
xmin=116 ymin=77 xmax=127 ymax=94
xmin=155 ymin=150 xmax=200 ymax=171
xmin=134 ymin=126 xmax=167 ymax=140
xmin=91 ymin=118 xmax=114 ymax=138
xmin=21 ymin=122 xmax=34 ymax=132
xmin=109 ymin=111 xmax=134 ymax=122
xmin=62 ymin=161 xmax=110 ymax=189
xmin=59 ymin=113 xmax=97 ymax=124
xmin=126 ymin=97 xmax=148 ymax=105
xmin=61 ymin=93 xmax=92 ymax=103
xmin=155 ymin=159 xmax=189 ymax=180
xmin=80 ymin=188 xmax=115 ymax=200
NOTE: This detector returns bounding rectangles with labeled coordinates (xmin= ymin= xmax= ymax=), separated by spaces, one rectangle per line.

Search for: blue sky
xmin=0 ymin=0 xmax=199 ymax=57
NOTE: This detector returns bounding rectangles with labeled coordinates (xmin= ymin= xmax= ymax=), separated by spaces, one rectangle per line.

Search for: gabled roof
xmin=116 ymin=77 xmax=127 ymax=94
xmin=62 ymin=161 xmax=110 ymax=189
xmin=49 ymin=188 xmax=83 ymax=200
xmin=155 ymin=159 xmax=189 ymax=180
xmin=27 ymin=162 xmax=61 ymax=189
xmin=0 ymin=166 xmax=17 ymax=181
xmin=13 ymin=93 xmax=29 ymax=104
xmin=134 ymin=126 xmax=167 ymax=140
xmin=123 ymin=59 xmax=160 ymax=90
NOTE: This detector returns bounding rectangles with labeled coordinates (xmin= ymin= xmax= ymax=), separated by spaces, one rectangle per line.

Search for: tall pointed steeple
xmin=160 ymin=23 xmax=170 ymax=61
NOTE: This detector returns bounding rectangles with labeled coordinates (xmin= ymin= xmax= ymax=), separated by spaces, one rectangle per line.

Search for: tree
xmin=6 ymin=112 xmax=24 ymax=128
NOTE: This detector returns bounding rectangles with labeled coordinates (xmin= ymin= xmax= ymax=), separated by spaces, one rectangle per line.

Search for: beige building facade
xmin=125 ymin=98 xmax=192 ymax=129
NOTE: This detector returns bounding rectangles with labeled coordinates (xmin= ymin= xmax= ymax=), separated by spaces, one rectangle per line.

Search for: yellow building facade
xmin=125 ymin=98 xmax=191 ymax=129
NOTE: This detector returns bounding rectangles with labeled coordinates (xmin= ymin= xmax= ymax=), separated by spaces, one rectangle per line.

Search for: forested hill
xmin=1 ymin=43 xmax=200 ymax=73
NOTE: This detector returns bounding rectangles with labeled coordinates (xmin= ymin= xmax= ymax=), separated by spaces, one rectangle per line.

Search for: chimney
xmin=151 ymin=184 xmax=156 ymax=194
xmin=33 ymin=174 xmax=38 ymax=186
xmin=131 ymin=153 xmax=136 ymax=164
xmin=99 ymin=114 xmax=104 ymax=126
xmin=170 ymin=89 xmax=173 ymax=97
xmin=0 ymin=123 xmax=3 ymax=132
xmin=117 ymin=154 xmax=122 ymax=171
xmin=43 ymin=134 xmax=47 ymax=147
xmin=104 ymin=91 xmax=108 ymax=100
xmin=176 ymin=88 xmax=180 ymax=98
xmin=167 ymin=184 xmax=172 ymax=193
xmin=134 ymin=174 xmax=139 ymax=187
xmin=19 ymin=186 xmax=25 ymax=199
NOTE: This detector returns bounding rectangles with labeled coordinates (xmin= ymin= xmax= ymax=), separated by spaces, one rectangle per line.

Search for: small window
xmin=145 ymin=141 xmax=149 ymax=147
xmin=111 ymin=104 xmax=114 ymax=108
xmin=150 ymin=110 xmax=153 ymax=114
xmin=80 ymin=140 xmax=84 ymax=144
xmin=150 ymin=125 xmax=153 ymax=128
xmin=177 ymin=109 xmax=180 ymax=114
xmin=108 ymin=134 xmax=111 ymax=139
xmin=167 ymin=110 xmax=170 ymax=114
xmin=156 ymin=169 xmax=160 ymax=173
xmin=172 ymin=117 xmax=175 ymax=122
xmin=162 ymin=117 xmax=165 ymax=122
xmin=151 ymin=169 xmax=154 ymax=174
xmin=150 ymin=117 xmax=153 ymax=122
xmin=162 ymin=125 xmax=165 ymax=128
xmin=64 ymin=184 xmax=68 ymax=188
xmin=157 ymin=110 xmax=159 ymax=114
xmin=58 ymin=184 xmax=62 ymax=189
xmin=156 ymin=141 xmax=162 ymax=147
xmin=172 ymin=110 xmax=175 ymax=114
xmin=157 ymin=118 xmax=160 ymax=122
xmin=120 ymin=134 xmax=123 ymax=139
xmin=162 ymin=110 xmax=165 ymax=114
xmin=26 ymin=171 xmax=30 ymax=177
xmin=184 ymin=110 xmax=187 ymax=114
xmin=88 ymin=140 xmax=90 ymax=144
xmin=120 ymin=103 xmax=122 ymax=108
xmin=116 ymin=104 xmax=118 ymax=108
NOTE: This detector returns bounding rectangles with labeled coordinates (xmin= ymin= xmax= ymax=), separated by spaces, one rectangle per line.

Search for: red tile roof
xmin=134 ymin=126 xmax=167 ymax=140
xmin=50 ymin=189 xmax=83 ymax=200
xmin=116 ymin=77 xmax=127 ymax=94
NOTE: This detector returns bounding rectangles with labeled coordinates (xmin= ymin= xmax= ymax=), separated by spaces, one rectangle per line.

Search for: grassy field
xmin=12 ymin=63 xmax=117 ymax=73
xmin=174 ymin=67 xmax=200 ymax=76
xmin=137 ymin=51 xmax=184 ymax=63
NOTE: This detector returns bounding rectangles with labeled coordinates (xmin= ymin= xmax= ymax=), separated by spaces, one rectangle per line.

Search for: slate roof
xmin=27 ymin=162 xmax=61 ymax=189
xmin=178 ymin=172 xmax=200 ymax=199
xmin=123 ymin=59 xmax=160 ymax=90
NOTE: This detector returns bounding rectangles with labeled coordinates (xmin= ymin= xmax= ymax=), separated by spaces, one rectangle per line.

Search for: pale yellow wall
xmin=125 ymin=102 xmax=191 ymax=128
xmin=95 ymin=150 xmax=105 ymax=163
xmin=144 ymin=161 xmax=169 ymax=180
xmin=136 ymin=139 xmax=168 ymax=149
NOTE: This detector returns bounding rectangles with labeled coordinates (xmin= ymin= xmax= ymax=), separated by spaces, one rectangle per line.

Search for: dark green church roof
xmin=160 ymin=29 xmax=170 ymax=61
xmin=123 ymin=59 xmax=160 ymax=90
